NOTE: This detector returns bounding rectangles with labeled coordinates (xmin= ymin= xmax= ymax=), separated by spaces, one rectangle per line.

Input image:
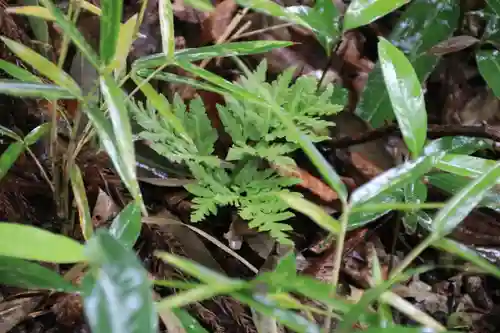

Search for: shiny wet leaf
xmin=0 ymin=142 xmax=24 ymax=181
xmin=109 ymin=201 xmax=142 ymax=248
xmin=344 ymin=0 xmax=410 ymax=31
xmin=100 ymin=0 xmax=122 ymax=66
xmin=477 ymin=49 xmax=500 ymax=98
xmin=84 ymin=230 xmax=157 ymax=333
xmin=378 ymin=37 xmax=427 ymax=158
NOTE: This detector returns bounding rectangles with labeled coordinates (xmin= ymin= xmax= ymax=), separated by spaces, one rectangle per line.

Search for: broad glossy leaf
xmin=356 ymin=0 xmax=458 ymax=127
xmin=0 ymin=80 xmax=75 ymax=99
xmin=428 ymin=172 xmax=500 ymax=212
xmin=100 ymin=74 xmax=144 ymax=210
xmin=234 ymin=0 xmax=310 ymax=28
xmin=378 ymin=37 xmax=427 ymax=158
xmin=350 ymin=155 xmax=435 ymax=207
xmin=24 ymin=122 xmax=50 ymax=146
xmin=133 ymin=41 xmax=293 ymax=70
xmin=234 ymin=291 xmax=321 ymax=333
xmin=70 ymin=164 xmax=93 ymax=241
xmin=433 ymin=238 xmax=500 ymax=280
xmin=40 ymin=0 xmax=100 ymax=69
xmin=0 ymin=255 xmax=77 ymax=291
xmin=100 ymin=0 xmax=122 ymax=65
xmin=1 ymin=36 xmax=82 ymax=98
xmin=0 ymin=59 xmax=41 ymax=82
xmin=109 ymin=201 xmax=141 ymax=248
xmin=0 ymin=142 xmax=24 ymax=180
xmin=159 ymin=0 xmax=175 ymax=59
xmin=431 ymin=162 xmax=500 ymax=236
xmin=0 ymin=222 xmax=85 ymax=263
xmin=435 ymin=154 xmax=495 ymax=179
xmin=156 ymin=251 xmax=238 ymax=286
xmin=344 ymin=0 xmax=409 ymax=31
xmin=279 ymin=192 xmax=340 ymax=235
xmin=477 ymin=49 xmax=500 ymax=98
xmin=84 ymin=230 xmax=157 ymax=333
xmin=423 ymin=136 xmax=489 ymax=156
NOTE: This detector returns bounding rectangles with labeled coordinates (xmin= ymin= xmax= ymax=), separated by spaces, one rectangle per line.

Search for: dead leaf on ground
xmin=201 ymin=0 xmax=238 ymax=43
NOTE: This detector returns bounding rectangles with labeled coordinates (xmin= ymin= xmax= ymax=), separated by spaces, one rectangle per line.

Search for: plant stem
xmin=323 ymin=204 xmax=349 ymax=332
xmin=389 ymin=234 xmax=436 ymax=279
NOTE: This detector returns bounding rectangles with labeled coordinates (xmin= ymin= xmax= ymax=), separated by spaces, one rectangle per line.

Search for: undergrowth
xmin=130 ymin=61 xmax=343 ymax=243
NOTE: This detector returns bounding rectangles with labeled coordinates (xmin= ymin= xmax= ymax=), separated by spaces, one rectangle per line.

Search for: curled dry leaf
xmin=92 ymin=188 xmax=120 ymax=228
xmin=428 ymin=35 xmax=479 ymax=56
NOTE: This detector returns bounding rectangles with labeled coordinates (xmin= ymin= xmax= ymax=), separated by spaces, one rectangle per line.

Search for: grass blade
xmin=100 ymin=0 xmax=123 ymax=66
xmin=70 ymin=164 xmax=93 ymax=241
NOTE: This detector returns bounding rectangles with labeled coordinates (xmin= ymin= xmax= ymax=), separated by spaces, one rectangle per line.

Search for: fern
xmin=130 ymin=60 xmax=344 ymax=243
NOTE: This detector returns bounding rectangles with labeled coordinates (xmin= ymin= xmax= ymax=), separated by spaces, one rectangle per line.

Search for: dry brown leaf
xmin=201 ymin=0 xmax=238 ymax=43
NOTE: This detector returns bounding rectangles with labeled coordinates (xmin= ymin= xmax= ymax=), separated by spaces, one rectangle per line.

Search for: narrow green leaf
xmin=362 ymin=328 xmax=461 ymax=333
xmin=477 ymin=49 xmax=500 ymax=98
xmin=0 ymin=255 xmax=77 ymax=291
xmin=234 ymin=292 xmax=321 ymax=333
xmin=170 ymin=309 xmax=209 ymax=333
xmin=133 ymin=41 xmax=293 ymax=70
xmin=21 ymin=0 xmax=50 ymax=51
xmin=378 ymin=37 xmax=427 ymax=158
xmin=0 ymin=36 xmax=82 ymax=98
xmin=114 ymin=14 xmax=138 ymax=78
xmin=435 ymin=154 xmax=495 ymax=179
xmin=423 ymin=136 xmax=489 ymax=156
xmin=70 ymin=164 xmax=93 ymax=241
xmin=344 ymin=0 xmax=410 ymax=31
xmin=279 ymin=192 xmax=339 ymax=235
xmin=156 ymin=251 xmax=238 ymax=286
xmin=40 ymin=0 xmax=100 ymax=69
xmin=433 ymin=238 xmax=500 ymax=280
xmin=0 ymin=222 xmax=85 ymax=263
xmin=350 ymin=156 xmax=435 ymax=207
xmin=109 ymin=201 xmax=141 ymax=248
xmin=24 ymin=122 xmax=50 ymax=146
xmin=100 ymin=74 xmax=144 ymax=210
xmin=100 ymin=0 xmax=123 ymax=65
xmin=159 ymin=0 xmax=174 ymax=59
xmin=157 ymin=282 xmax=247 ymax=310
xmin=432 ymin=162 xmax=500 ymax=236
xmin=428 ymin=172 xmax=500 ymax=212
xmin=234 ymin=0 xmax=309 ymax=28
xmin=84 ymin=230 xmax=157 ymax=333
xmin=0 ymin=80 xmax=75 ymax=99
xmin=182 ymin=0 xmax=214 ymax=11
xmin=0 ymin=142 xmax=24 ymax=180
xmin=0 ymin=59 xmax=42 ymax=83
xmin=6 ymin=5 xmax=55 ymax=21
xmin=356 ymin=0 xmax=458 ymax=127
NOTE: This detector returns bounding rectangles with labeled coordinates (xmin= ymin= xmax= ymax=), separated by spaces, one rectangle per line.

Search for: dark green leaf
xmin=0 ymin=36 xmax=82 ymax=98
xmin=378 ymin=37 xmax=427 ymax=158
xmin=0 ymin=141 xmax=24 ymax=180
xmin=0 ymin=222 xmax=85 ymax=263
xmin=0 ymin=80 xmax=75 ymax=99
xmin=109 ymin=201 xmax=141 ymax=248
xmin=100 ymin=0 xmax=123 ymax=65
xmin=170 ymin=308 xmax=209 ymax=333
xmin=477 ymin=49 xmax=500 ymax=98
xmin=350 ymin=156 xmax=435 ymax=207
xmin=100 ymin=74 xmax=144 ymax=211
xmin=433 ymin=238 xmax=500 ymax=280
xmin=70 ymin=164 xmax=93 ymax=241
xmin=84 ymin=230 xmax=157 ymax=333
xmin=0 ymin=255 xmax=77 ymax=291
xmin=355 ymin=0 xmax=458 ymax=127
xmin=24 ymin=122 xmax=50 ymax=146
xmin=0 ymin=59 xmax=41 ymax=83
xmin=274 ymin=251 xmax=296 ymax=278
xmin=296 ymin=0 xmax=340 ymax=52
xmin=431 ymin=162 xmax=500 ymax=236
xmin=133 ymin=41 xmax=293 ymax=70
xmin=233 ymin=291 xmax=321 ymax=333
xmin=40 ymin=0 xmax=100 ymax=69
xmin=344 ymin=0 xmax=410 ymax=31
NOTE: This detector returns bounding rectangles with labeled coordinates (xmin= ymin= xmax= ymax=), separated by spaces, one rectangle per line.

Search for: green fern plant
xmin=130 ymin=60 xmax=344 ymax=244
